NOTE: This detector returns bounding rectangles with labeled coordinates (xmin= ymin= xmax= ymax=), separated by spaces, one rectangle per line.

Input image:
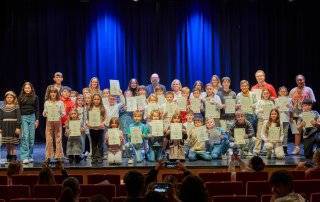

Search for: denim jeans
xmin=20 ymin=114 xmax=36 ymax=160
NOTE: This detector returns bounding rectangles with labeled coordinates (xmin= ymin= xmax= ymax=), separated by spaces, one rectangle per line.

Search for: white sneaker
xmin=292 ymin=146 xmax=300 ymax=155
xmin=28 ymin=158 xmax=34 ymax=163
xmin=22 ymin=159 xmax=29 ymax=164
xmin=128 ymin=159 xmax=134 ymax=164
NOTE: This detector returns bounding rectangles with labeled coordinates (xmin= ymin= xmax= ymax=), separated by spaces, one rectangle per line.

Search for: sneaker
xmin=22 ymin=159 xmax=29 ymax=164
xmin=128 ymin=159 xmax=134 ymax=164
xmin=28 ymin=158 xmax=34 ymax=163
xmin=292 ymin=146 xmax=300 ymax=155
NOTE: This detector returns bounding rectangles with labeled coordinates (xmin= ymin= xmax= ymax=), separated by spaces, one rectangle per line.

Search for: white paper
xmin=205 ymin=101 xmax=220 ymax=118
xmin=177 ymin=96 xmax=187 ymax=111
xmin=225 ymin=99 xmax=236 ymax=114
xmin=196 ymin=126 xmax=208 ymax=142
xmin=240 ymin=97 xmax=252 ymax=113
xmin=47 ymin=104 xmax=60 ymax=121
xmin=126 ymin=97 xmax=137 ymax=112
xmin=301 ymin=112 xmax=315 ymax=128
xmin=234 ymin=128 xmax=245 ymax=144
xmin=263 ymin=103 xmax=274 ymax=119
xmin=88 ymin=109 xmax=101 ymax=127
xmin=269 ymin=126 xmax=281 ymax=142
xmin=190 ymin=98 xmax=201 ymax=113
xmin=130 ymin=127 xmax=143 ymax=144
xmin=110 ymin=80 xmax=121 ymax=95
xmin=136 ymin=95 xmax=146 ymax=110
xmin=170 ymin=123 xmax=183 ymax=140
xmin=277 ymin=97 xmax=289 ymax=112
xmin=252 ymin=89 xmax=262 ymax=100
xmin=150 ymin=120 xmax=164 ymax=137
xmin=108 ymin=128 xmax=121 ymax=145
xmin=69 ymin=120 xmax=81 ymax=136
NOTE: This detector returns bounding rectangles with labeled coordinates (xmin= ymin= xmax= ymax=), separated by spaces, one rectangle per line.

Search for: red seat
xmin=118 ymin=184 xmax=127 ymax=196
xmin=0 ymin=176 xmax=7 ymax=185
xmin=261 ymin=194 xmax=272 ymax=202
xmin=80 ymin=184 xmax=116 ymax=201
xmin=12 ymin=175 xmax=38 ymax=187
xmin=79 ymin=197 xmax=90 ymax=202
xmin=287 ymin=170 xmax=305 ymax=180
xmin=205 ymin=181 xmax=244 ymax=196
xmin=112 ymin=197 xmax=144 ymax=202
xmin=54 ymin=174 xmax=84 ymax=184
xmin=161 ymin=173 xmax=184 ymax=182
xmin=33 ymin=185 xmax=62 ymax=199
xmin=10 ymin=199 xmax=55 ymax=202
xmin=306 ymin=171 xmax=320 ymax=180
xmin=87 ymin=174 xmax=120 ymax=185
xmin=246 ymin=181 xmax=271 ymax=200
xmin=235 ymin=172 xmax=268 ymax=183
xmin=199 ymin=172 xmax=231 ymax=182
xmin=293 ymin=180 xmax=320 ymax=199
xmin=211 ymin=195 xmax=258 ymax=202
xmin=310 ymin=192 xmax=320 ymax=202
xmin=0 ymin=185 xmax=30 ymax=201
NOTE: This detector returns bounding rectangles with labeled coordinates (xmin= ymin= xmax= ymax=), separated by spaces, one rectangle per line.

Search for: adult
xmin=210 ymin=75 xmax=222 ymax=94
xmin=171 ymin=79 xmax=182 ymax=98
xmin=88 ymin=77 xmax=102 ymax=95
xmin=289 ymin=74 xmax=316 ymax=155
xmin=124 ymin=170 xmax=145 ymax=201
xmin=127 ymin=78 xmax=139 ymax=96
xmin=44 ymin=72 xmax=64 ymax=100
xmin=37 ymin=165 xmax=56 ymax=185
xmin=251 ymin=69 xmax=277 ymax=99
xmin=146 ymin=73 xmax=166 ymax=96
xmin=58 ymin=177 xmax=80 ymax=202
xmin=179 ymin=175 xmax=208 ymax=202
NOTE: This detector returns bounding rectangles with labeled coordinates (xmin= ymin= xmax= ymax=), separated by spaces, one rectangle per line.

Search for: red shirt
xmin=251 ymin=82 xmax=277 ymax=99
xmin=60 ymin=97 xmax=75 ymax=126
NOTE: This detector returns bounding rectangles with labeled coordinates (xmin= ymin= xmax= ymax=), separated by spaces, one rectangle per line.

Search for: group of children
xmin=1 ymin=72 xmax=320 ymax=165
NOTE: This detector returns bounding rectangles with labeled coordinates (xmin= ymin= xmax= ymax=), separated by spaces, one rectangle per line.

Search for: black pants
xmin=90 ymin=129 xmax=104 ymax=162
xmin=304 ymin=133 xmax=320 ymax=159
xmin=62 ymin=127 xmax=68 ymax=156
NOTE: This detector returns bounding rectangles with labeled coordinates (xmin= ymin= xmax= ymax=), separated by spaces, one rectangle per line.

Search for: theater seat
xmin=199 ymin=172 xmax=231 ymax=182
xmin=261 ymin=194 xmax=272 ymax=202
xmin=10 ymin=198 xmax=55 ymax=202
xmin=87 ymin=174 xmax=120 ymax=185
xmin=54 ymin=174 xmax=84 ymax=184
xmin=246 ymin=181 xmax=271 ymax=201
xmin=293 ymin=180 xmax=320 ymax=199
xmin=205 ymin=181 xmax=244 ymax=196
xmin=310 ymin=192 xmax=320 ymax=202
xmin=306 ymin=171 xmax=320 ymax=180
xmin=211 ymin=195 xmax=258 ymax=202
xmin=0 ymin=185 xmax=30 ymax=201
xmin=80 ymin=184 xmax=116 ymax=201
xmin=111 ymin=197 xmax=144 ymax=202
xmin=287 ymin=170 xmax=305 ymax=180
xmin=12 ymin=175 xmax=38 ymax=187
xmin=32 ymin=185 xmax=62 ymax=199
xmin=235 ymin=172 xmax=268 ymax=184
xmin=0 ymin=176 xmax=7 ymax=185
xmin=161 ymin=173 xmax=184 ymax=182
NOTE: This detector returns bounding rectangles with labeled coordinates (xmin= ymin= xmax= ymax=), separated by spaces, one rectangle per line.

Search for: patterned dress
xmin=0 ymin=105 xmax=21 ymax=144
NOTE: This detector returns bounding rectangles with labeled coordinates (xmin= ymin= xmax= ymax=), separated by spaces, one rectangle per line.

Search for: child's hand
xmin=80 ymin=127 xmax=85 ymax=133
xmin=222 ymin=104 xmax=226 ymax=109
xmin=35 ymin=120 xmax=39 ymax=129
xmin=15 ymin=128 xmax=21 ymax=136
xmin=235 ymin=104 xmax=241 ymax=110
xmin=301 ymin=121 xmax=306 ymax=127
xmin=99 ymin=123 xmax=105 ymax=128
xmin=311 ymin=120 xmax=317 ymax=126
xmin=43 ymin=112 xmax=47 ymax=117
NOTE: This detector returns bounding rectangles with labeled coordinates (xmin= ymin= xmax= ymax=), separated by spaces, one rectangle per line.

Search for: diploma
xmin=88 ymin=109 xmax=101 ymax=127
xmin=220 ymin=120 xmax=227 ymax=131
xmin=301 ymin=112 xmax=315 ymax=128
xmin=190 ymin=98 xmax=201 ymax=113
xmin=252 ymin=89 xmax=262 ymax=100
xmin=268 ymin=126 xmax=281 ymax=142
xmin=196 ymin=126 xmax=208 ymax=142
xmin=225 ymin=99 xmax=236 ymax=114
xmin=126 ymin=97 xmax=137 ymax=112
xmin=277 ymin=97 xmax=289 ymax=112
xmin=109 ymin=80 xmax=121 ymax=95
xmin=240 ymin=97 xmax=252 ymax=113
xmin=157 ymin=95 xmax=166 ymax=105
xmin=234 ymin=128 xmax=245 ymax=144
xmin=280 ymin=113 xmax=289 ymax=123
xmin=205 ymin=101 xmax=220 ymax=118
xmin=136 ymin=95 xmax=146 ymax=109
xmin=108 ymin=128 xmax=121 ymax=145
xmin=177 ymin=96 xmax=187 ymax=111
xmin=130 ymin=127 xmax=143 ymax=144
xmin=170 ymin=123 xmax=182 ymax=140
xmin=69 ymin=120 xmax=81 ymax=137
xmin=47 ymin=104 xmax=60 ymax=121
xmin=263 ymin=103 xmax=274 ymax=119
xmin=150 ymin=120 xmax=164 ymax=137
xmin=185 ymin=123 xmax=195 ymax=136
xmin=148 ymin=103 xmax=159 ymax=112
xmin=165 ymin=103 xmax=176 ymax=117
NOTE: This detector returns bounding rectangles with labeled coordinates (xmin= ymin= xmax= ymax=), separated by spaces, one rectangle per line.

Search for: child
xmin=136 ymin=85 xmax=147 ymax=112
xmin=179 ymin=87 xmax=190 ymax=123
xmin=275 ymin=86 xmax=291 ymax=154
xmin=297 ymin=99 xmax=320 ymax=159
xmin=202 ymin=83 xmax=223 ymax=126
xmin=87 ymin=93 xmax=106 ymax=164
xmin=161 ymin=91 xmax=179 ymax=128
xmin=119 ymin=90 xmax=134 ymax=137
xmin=164 ymin=113 xmax=187 ymax=161
xmin=65 ymin=109 xmax=85 ymax=164
xmin=190 ymin=80 xmax=206 ymax=99
xmin=290 ymin=88 xmax=304 ymax=155
xmin=261 ymin=109 xmax=285 ymax=159
xmin=18 ymin=82 xmax=39 ymax=164
xmin=206 ymin=117 xmax=229 ymax=159
xmin=229 ymin=110 xmax=255 ymax=157
xmin=83 ymin=93 xmax=92 ymax=158
xmin=75 ymin=94 xmax=88 ymax=156
xmin=183 ymin=110 xmax=195 ymax=157
xmin=125 ymin=110 xmax=149 ymax=163
xmin=70 ymin=91 xmax=78 ymax=103
xmin=0 ymin=91 xmax=21 ymax=163
xmin=43 ymin=87 xmax=65 ymax=162
xmin=189 ymin=89 xmax=204 ymax=118
xmin=105 ymin=117 xmax=125 ymax=164
xmin=146 ymin=110 xmax=165 ymax=161
xmin=144 ymin=94 xmax=161 ymax=121
xmin=105 ymin=95 xmax=124 ymax=127
xmin=254 ymin=89 xmax=275 ymax=155
xmin=155 ymin=85 xmax=166 ymax=105
xmin=88 ymin=77 xmax=102 ymax=95
xmin=188 ymin=116 xmax=212 ymax=161
xmin=82 ymin=87 xmax=90 ymax=96
xmin=45 ymin=72 xmax=64 ymax=100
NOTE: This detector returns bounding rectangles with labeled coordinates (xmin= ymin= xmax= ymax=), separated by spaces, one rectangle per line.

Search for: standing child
xmin=105 ymin=95 xmax=124 ymax=127
xmin=83 ymin=93 xmax=92 ymax=158
xmin=18 ymin=82 xmax=39 ymax=164
xmin=65 ymin=109 xmax=85 ymax=164
xmin=161 ymin=91 xmax=179 ymax=128
xmin=179 ymin=87 xmax=190 ymax=123
xmin=105 ymin=117 xmax=125 ymax=165
xmin=43 ymin=87 xmax=65 ymax=163
xmin=119 ymin=90 xmax=134 ymax=136
xmin=75 ymin=94 xmax=87 ymax=156
xmin=202 ymin=83 xmax=223 ymax=127
xmin=189 ymin=89 xmax=204 ymax=118
xmin=125 ymin=110 xmax=149 ymax=164
xmin=254 ymin=89 xmax=275 ymax=155
xmin=0 ymin=91 xmax=21 ymax=163
xmin=183 ymin=110 xmax=195 ymax=157
xmin=102 ymin=88 xmax=110 ymax=109
xmin=261 ymin=109 xmax=285 ymax=159
xmin=164 ymin=113 xmax=187 ymax=161
xmin=155 ymin=85 xmax=166 ymax=105
xmin=144 ymin=94 xmax=161 ymax=121
xmin=87 ymin=93 xmax=106 ymax=164
xmin=70 ymin=91 xmax=78 ymax=103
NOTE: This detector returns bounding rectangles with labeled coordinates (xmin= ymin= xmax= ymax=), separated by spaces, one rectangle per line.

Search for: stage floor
xmin=0 ymin=143 xmax=305 ymax=170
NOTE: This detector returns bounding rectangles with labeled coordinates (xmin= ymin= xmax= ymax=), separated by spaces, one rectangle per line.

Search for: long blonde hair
xmin=4 ymin=91 xmax=18 ymax=106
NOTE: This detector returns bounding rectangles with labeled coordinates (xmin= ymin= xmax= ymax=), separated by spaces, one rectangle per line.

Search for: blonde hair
xmin=4 ymin=91 xmax=18 ymax=106
xmin=149 ymin=110 xmax=162 ymax=120
xmin=147 ymin=94 xmax=158 ymax=103
xmin=211 ymin=75 xmax=221 ymax=88
xmin=171 ymin=79 xmax=182 ymax=91
xmin=182 ymin=87 xmax=190 ymax=94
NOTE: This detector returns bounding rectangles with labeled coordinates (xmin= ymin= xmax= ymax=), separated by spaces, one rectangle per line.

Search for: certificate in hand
xmin=108 ymin=128 xmax=121 ymax=145
xmin=157 ymin=95 xmax=166 ymax=105
xmin=190 ymin=98 xmax=201 ymax=113
xmin=263 ymin=103 xmax=274 ymax=119
xmin=196 ymin=126 xmax=208 ymax=142
xmin=69 ymin=120 xmax=81 ymax=137
xmin=252 ymin=89 xmax=262 ymax=100
xmin=148 ymin=103 xmax=159 ymax=112
xmin=170 ymin=123 xmax=182 ymax=140
xmin=301 ymin=111 xmax=315 ymax=128
xmin=88 ymin=109 xmax=101 ymax=127
xmin=268 ymin=126 xmax=281 ymax=142
xmin=110 ymin=80 xmax=121 ymax=95
xmin=234 ymin=128 xmax=246 ymax=144
xmin=165 ymin=103 xmax=176 ymax=117
xmin=47 ymin=104 xmax=60 ymax=121
xmin=130 ymin=127 xmax=143 ymax=144
xmin=177 ymin=96 xmax=187 ymax=111
xmin=220 ymin=120 xmax=227 ymax=131
xmin=136 ymin=95 xmax=146 ymax=109
xmin=225 ymin=99 xmax=236 ymax=114
xmin=150 ymin=120 xmax=164 ymax=137
xmin=126 ymin=97 xmax=137 ymax=112
xmin=205 ymin=101 xmax=220 ymax=118
xmin=277 ymin=97 xmax=289 ymax=112
xmin=240 ymin=97 xmax=252 ymax=113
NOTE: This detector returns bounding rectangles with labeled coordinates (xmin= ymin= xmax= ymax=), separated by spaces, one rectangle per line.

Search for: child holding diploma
xmin=179 ymin=87 xmax=190 ymax=123
xmin=144 ymin=94 xmax=161 ymax=121
xmin=83 ymin=93 xmax=92 ymax=158
xmin=254 ymin=88 xmax=275 ymax=155
xmin=190 ymin=80 xmax=206 ymax=99
xmin=189 ymin=89 xmax=204 ymax=118
xmin=87 ymin=93 xmax=106 ymax=164
xmin=229 ymin=110 xmax=255 ymax=157
xmin=119 ymin=90 xmax=134 ymax=137
xmin=146 ymin=110 xmax=165 ymax=161
xmin=164 ymin=113 xmax=187 ymax=161
xmin=105 ymin=117 xmax=125 ymax=165
xmin=183 ymin=110 xmax=195 ymax=157
xmin=65 ymin=109 xmax=85 ymax=164
xmin=261 ymin=109 xmax=285 ymax=159
xmin=161 ymin=91 xmax=179 ymax=128
xmin=43 ymin=87 xmax=65 ymax=162
xmin=126 ymin=110 xmax=149 ymax=164
xmin=206 ymin=117 xmax=229 ymax=159
xmin=297 ymin=99 xmax=320 ymax=159
xmin=105 ymin=95 xmax=124 ymax=127
xmin=155 ymin=85 xmax=166 ymax=105
xmin=202 ymin=83 xmax=223 ymax=126
xmin=75 ymin=94 xmax=89 ymax=156
xmin=188 ymin=116 xmax=212 ymax=161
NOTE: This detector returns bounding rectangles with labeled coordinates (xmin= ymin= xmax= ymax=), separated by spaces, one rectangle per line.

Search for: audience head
xmin=124 ymin=170 xmax=145 ymax=198
xmin=38 ymin=165 xmax=56 ymax=185
xmin=59 ymin=177 xmax=80 ymax=202
xmin=145 ymin=190 xmax=167 ymax=202
xmin=89 ymin=194 xmax=109 ymax=202
xmin=7 ymin=161 xmax=23 ymax=178
xmin=179 ymin=175 xmax=207 ymax=202
xmin=249 ymin=156 xmax=265 ymax=172
xmin=269 ymin=170 xmax=294 ymax=198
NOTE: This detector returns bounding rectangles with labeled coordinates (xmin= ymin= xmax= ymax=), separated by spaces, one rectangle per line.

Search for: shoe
xmin=266 ymin=152 xmax=272 ymax=159
xmin=292 ymin=146 xmax=300 ymax=155
xmin=28 ymin=158 xmax=34 ymax=163
xmin=22 ymin=159 xmax=29 ymax=164
xmin=128 ymin=159 xmax=134 ymax=164
xmin=103 ymin=155 xmax=108 ymax=160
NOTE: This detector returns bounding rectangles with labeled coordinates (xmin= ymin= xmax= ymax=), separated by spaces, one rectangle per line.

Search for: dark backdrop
xmin=1 ymin=0 xmax=319 ymax=141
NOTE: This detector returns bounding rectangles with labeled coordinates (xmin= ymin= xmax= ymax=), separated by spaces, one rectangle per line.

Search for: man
xmin=146 ymin=73 xmax=166 ymax=96
xmin=44 ymin=72 xmax=65 ymax=99
xmin=289 ymin=74 xmax=316 ymax=103
xmin=251 ymin=69 xmax=277 ymax=99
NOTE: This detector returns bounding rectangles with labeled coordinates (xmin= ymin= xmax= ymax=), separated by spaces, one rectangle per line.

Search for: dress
xmin=0 ymin=105 xmax=21 ymax=145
